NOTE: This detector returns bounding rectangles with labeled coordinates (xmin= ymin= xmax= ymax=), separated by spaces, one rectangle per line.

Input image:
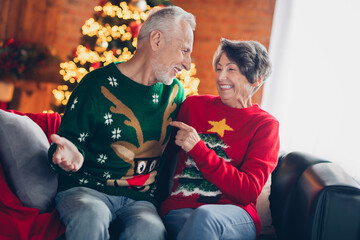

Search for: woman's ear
xmin=253 ymin=75 xmax=264 ymax=87
xmin=149 ymin=30 xmax=163 ymax=51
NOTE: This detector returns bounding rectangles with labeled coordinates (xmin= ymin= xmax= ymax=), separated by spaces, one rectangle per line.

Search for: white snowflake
xmin=78 ymin=132 xmax=89 ymax=142
xmin=79 ymin=178 xmax=89 ymax=184
xmin=103 ymin=171 xmax=111 ymax=179
xmin=111 ymin=128 xmax=121 ymax=139
xmin=97 ymin=154 xmax=107 ymax=164
xmin=108 ymin=76 xmax=118 ymax=87
xmin=70 ymin=97 xmax=78 ymax=110
xmin=104 ymin=113 xmax=113 ymax=125
xmin=152 ymin=94 xmax=159 ymax=104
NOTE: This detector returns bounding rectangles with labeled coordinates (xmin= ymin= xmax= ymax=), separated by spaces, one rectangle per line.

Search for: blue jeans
xmin=55 ymin=187 xmax=166 ymax=240
xmin=163 ymin=204 xmax=256 ymax=240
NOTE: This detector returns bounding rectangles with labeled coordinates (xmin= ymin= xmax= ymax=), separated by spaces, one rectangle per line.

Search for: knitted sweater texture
xmin=49 ymin=62 xmax=185 ymax=205
xmin=159 ymin=95 xmax=280 ymax=235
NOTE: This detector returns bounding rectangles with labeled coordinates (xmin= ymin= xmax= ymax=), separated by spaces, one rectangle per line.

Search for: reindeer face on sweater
xmin=101 ymin=85 xmax=179 ymax=192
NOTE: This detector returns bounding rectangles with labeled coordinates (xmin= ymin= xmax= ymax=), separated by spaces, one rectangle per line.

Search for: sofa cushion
xmin=0 ymin=110 xmax=58 ymax=213
xmin=257 ymin=176 xmax=276 ymax=239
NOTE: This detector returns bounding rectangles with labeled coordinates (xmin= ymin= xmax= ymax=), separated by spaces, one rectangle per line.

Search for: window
xmin=262 ymin=0 xmax=360 ymax=179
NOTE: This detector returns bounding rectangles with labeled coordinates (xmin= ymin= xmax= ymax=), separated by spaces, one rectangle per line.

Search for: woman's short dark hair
xmin=212 ymin=38 xmax=272 ymax=87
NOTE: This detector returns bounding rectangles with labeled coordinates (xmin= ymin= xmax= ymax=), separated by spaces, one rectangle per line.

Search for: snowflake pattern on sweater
xmin=49 ymin=63 xmax=185 ymax=204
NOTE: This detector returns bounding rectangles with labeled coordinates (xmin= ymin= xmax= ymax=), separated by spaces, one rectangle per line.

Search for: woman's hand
xmin=170 ymin=121 xmax=201 ymax=152
xmin=50 ymin=134 xmax=84 ymax=172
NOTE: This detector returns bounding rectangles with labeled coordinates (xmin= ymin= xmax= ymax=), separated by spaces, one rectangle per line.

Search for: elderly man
xmin=48 ymin=6 xmax=195 ymax=240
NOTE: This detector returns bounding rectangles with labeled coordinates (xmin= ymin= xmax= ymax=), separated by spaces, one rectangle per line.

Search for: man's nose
xmin=183 ymin=54 xmax=191 ymax=71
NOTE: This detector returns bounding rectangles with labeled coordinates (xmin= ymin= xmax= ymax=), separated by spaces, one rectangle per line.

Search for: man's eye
xmin=183 ymin=49 xmax=190 ymax=54
xmin=216 ymin=68 xmax=222 ymax=72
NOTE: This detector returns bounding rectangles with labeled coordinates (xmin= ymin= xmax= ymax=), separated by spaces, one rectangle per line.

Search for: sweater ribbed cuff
xmin=188 ymin=140 xmax=211 ymax=168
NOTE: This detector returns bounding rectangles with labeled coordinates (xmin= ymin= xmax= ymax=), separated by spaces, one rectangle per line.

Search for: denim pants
xmin=163 ymin=204 xmax=256 ymax=240
xmin=55 ymin=187 xmax=166 ymax=240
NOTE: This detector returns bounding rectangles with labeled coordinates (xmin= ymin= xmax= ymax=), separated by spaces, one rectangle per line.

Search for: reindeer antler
xmin=159 ymin=84 xmax=179 ymax=145
xmin=101 ymin=84 xmax=181 ymax=191
xmin=101 ymin=86 xmax=144 ymax=145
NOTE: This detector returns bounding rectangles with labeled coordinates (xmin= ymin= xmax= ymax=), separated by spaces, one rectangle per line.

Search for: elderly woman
xmin=159 ymin=38 xmax=280 ymax=240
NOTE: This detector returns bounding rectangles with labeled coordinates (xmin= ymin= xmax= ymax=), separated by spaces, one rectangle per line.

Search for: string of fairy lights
xmin=53 ymin=1 xmax=199 ymax=108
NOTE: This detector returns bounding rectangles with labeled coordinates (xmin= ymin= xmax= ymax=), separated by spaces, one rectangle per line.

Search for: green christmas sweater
xmin=48 ymin=62 xmax=185 ymax=205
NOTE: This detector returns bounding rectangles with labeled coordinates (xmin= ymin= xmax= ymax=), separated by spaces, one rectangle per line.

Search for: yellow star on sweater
xmin=207 ymin=118 xmax=234 ymax=137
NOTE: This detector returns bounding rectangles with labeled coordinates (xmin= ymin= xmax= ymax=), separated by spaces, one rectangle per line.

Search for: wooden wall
xmin=0 ymin=0 xmax=93 ymax=112
xmin=0 ymin=0 xmax=65 ymax=49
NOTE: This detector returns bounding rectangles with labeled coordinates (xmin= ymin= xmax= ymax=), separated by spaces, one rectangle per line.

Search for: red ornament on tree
xmin=91 ymin=62 xmax=101 ymax=69
xmin=99 ymin=0 xmax=107 ymax=7
xmin=129 ymin=21 xmax=142 ymax=38
xmin=72 ymin=48 xmax=78 ymax=57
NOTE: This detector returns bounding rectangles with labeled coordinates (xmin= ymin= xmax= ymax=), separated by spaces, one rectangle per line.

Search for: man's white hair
xmin=138 ymin=6 xmax=196 ymax=43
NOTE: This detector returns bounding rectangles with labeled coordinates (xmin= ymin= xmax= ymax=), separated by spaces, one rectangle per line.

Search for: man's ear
xmin=149 ymin=30 xmax=164 ymax=51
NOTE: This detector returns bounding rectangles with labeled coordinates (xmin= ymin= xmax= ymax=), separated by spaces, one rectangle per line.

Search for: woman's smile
xmin=218 ymin=84 xmax=234 ymax=90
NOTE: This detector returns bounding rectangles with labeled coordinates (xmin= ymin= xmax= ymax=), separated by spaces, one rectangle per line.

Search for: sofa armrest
xmin=270 ymin=151 xmax=360 ymax=240
xmin=289 ymin=163 xmax=360 ymax=240
xmin=269 ymin=151 xmax=329 ymax=235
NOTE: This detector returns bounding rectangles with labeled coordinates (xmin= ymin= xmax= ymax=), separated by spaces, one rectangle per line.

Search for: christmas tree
xmin=52 ymin=0 xmax=200 ymax=113
xmin=172 ymin=133 xmax=230 ymax=204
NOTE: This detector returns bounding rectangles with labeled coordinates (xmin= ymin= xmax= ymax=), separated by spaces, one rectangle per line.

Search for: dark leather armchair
xmin=269 ymin=152 xmax=360 ymax=240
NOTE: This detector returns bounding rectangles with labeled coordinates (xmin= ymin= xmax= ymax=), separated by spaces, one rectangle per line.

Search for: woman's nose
xmin=218 ymin=70 xmax=227 ymax=81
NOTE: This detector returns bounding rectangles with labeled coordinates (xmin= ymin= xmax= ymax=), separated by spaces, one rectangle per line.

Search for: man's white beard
xmin=151 ymin=57 xmax=174 ymax=86
xmin=157 ymin=71 xmax=174 ymax=85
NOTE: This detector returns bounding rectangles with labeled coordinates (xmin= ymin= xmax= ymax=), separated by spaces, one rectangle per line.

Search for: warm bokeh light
xmin=54 ymin=1 xmax=199 ymax=108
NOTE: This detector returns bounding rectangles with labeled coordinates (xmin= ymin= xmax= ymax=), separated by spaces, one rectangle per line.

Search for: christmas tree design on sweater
xmin=171 ymin=133 xmax=231 ymax=203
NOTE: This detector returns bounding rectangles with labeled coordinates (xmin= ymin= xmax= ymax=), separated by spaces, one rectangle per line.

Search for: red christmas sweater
xmin=159 ymin=95 xmax=280 ymax=236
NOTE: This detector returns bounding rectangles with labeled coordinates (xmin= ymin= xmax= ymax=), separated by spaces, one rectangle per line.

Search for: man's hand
xmin=50 ymin=134 xmax=84 ymax=172
xmin=170 ymin=121 xmax=201 ymax=152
